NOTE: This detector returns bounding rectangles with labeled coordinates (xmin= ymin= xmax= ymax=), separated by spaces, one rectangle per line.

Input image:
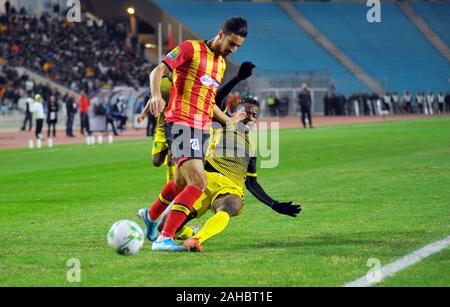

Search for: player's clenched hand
xmin=149 ymin=96 xmax=166 ymax=116
xmin=229 ymin=111 xmax=246 ymax=124
xmin=271 ymin=201 xmax=302 ymax=217
xmin=136 ymin=112 xmax=147 ymax=124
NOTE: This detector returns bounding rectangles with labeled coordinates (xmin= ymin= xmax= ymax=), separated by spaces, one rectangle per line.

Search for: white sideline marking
xmin=344 ymin=235 xmax=450 ymax=287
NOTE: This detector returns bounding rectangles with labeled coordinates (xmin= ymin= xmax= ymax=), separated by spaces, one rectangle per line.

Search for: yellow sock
xmin=166 ymin=164 xmax=176 ymax=183
xmin=194 ymin=211 xmax=230 ymax=244
xmin=175 ymin=226 xmax=195 ymax=240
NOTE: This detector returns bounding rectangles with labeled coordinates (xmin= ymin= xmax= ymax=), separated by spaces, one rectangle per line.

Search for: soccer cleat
xmin=152 ymin=237 xmax=187 ymax=252
xmin=141 ymin=208 xmax=158 ymax=242
xmin=183 ymin=237 xmax=203 ymax=252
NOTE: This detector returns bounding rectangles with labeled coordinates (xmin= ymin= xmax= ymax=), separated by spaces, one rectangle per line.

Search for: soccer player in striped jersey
xmin=143 ymin=17 xmax=249 ymax=251
xmin=140 ymin=97 xmax=302 ymax=252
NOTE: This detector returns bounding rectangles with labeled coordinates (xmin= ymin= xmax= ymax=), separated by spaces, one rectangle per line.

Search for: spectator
xmin=267 ymin=95 xmax=278 ymax=117
xmin=78 ymin=90 xmax=91 ymax=135
xmin=426 ymin=91 xmax=434 ymax=115
xmin=391 ymin=92 xmax=399 ymax=114
xmin=65 ymin=91 xmax=77 ymax=137
xmin=146 ymin=113 xmax=156 ymax=137
xmin=111 ymin=96 xmax=128 ymax=130
xmin=46 ymin=95 xmax=59 ymax=138
xmin=20 ymin=94 xmax=34 ymax=131
xmin=5 ymin=1 xmax=11 ymax=15
xmin=1 ymin=12 xmax=154 ymax=95
xmin=402 ymin=91 xmax=412 ymax=114
xmin=225 ymin=91 xmax=240 ymax=114
xmin=31 ymin=94 xmax=45 ymax=139
xmin=278 ymin=95 xmax=289 ymax=117
xmin=298 ymin=83 xmax=313 ymax=128
xmin=383 ymin=92 xmax=392 ymax=113
xmin=104 ymin=99 xmax=119 ymax=136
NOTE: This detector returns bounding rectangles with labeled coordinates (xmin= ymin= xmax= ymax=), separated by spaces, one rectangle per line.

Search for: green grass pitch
xmin=0 ymin=118 xmax=449 ymax=286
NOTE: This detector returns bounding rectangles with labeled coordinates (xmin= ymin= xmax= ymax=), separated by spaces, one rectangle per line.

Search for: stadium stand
xmin=412 ymin=2 xmax=450 ymax=46
xmin=294 ymin=2 xmax=449 ymax=94
xmin=0 ymin=11 xmax=154 ymax=95
xmin=152 ymin=0 xmax=367 ymax=94
xmin=153 ymin=0 xmax=449 ymax=95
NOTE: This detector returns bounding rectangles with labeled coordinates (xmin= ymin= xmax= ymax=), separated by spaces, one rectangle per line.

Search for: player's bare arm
xmin=148 ymin=63 xmax=170 ymax=116
xmin=213 ymin=104 xmax=246 ymax=125
xmin=245 ymin=167 xmax=301 ymax=218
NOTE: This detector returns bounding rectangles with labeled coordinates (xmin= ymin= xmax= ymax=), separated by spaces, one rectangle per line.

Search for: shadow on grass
xmin=231 ymin=229 xmax=435 ymax=256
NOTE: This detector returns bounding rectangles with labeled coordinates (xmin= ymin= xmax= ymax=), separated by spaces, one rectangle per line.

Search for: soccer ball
xmin=107 ymin=220 xmax=145 ymax=255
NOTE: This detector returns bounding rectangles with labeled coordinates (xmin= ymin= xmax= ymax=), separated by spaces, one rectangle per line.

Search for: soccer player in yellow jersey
xmin=140 ymin=76 xmax=177 ymax=183
xmin=141 ymin=97 xmax=302 ymax=252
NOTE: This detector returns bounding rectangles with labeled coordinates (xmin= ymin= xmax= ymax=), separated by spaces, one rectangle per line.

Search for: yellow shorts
xmin=193 ymin=171 xmax=244 ymax=218
xmin=151 ymin=117 xmax=169 ymax=156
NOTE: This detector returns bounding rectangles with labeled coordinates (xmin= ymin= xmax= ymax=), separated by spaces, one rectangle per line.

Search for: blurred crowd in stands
xmin=323 ymin=91 xmax=450 ymax=116
xmin=1 ymin=1 xmax=449 ymax=140
xmin=0 ymin=4 xmax=153 ymax=95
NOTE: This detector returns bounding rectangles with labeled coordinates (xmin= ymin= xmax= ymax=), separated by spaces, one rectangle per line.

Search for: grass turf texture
xmin=0 ymin=117 xmax=449 ymax=287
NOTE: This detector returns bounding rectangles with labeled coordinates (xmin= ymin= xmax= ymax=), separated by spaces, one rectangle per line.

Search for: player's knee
xmin=152 ymin=154 xmax=165 ymax=167
xmin=167 ymin=156 xmax=176 ymax=167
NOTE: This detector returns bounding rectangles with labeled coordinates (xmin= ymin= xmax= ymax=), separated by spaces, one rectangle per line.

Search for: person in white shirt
xmin=383 ymin=93 xmax=392 ymax=113
xmin=31 ymin=94 xmax=45 ymax=139
xmin=437 ymin=92 xmax=445 ymax=114
xmin=426 ymin=92 xmax=434 ymax=115
xmin=402 ymin=91 xmax=412 ymax=114
xmin=21 ymin=95 xmax=34 ymax=131
xmin=391 ymin=92 xmax=399 ymax=114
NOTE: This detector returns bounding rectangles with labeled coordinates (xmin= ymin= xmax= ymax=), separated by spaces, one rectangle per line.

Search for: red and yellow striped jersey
xmin=162 ymin=40 xmax=226 ymax=130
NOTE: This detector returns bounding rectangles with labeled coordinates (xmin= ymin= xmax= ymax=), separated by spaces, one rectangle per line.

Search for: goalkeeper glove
xmin=237 ymin=61 xmax=256 ymax=81
xmin=271 ymin=201 xmax=302 ymax=217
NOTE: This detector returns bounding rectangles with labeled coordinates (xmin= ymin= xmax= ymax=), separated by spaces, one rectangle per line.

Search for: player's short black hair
xmin=222 ymin=17 xmax=248 ymax=38
xmin=240 ymin=97 xmax=259 ymax=107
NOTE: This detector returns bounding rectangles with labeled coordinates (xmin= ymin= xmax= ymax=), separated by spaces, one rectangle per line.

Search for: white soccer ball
xmin=107 ymin=220 xmax=145 ymax=255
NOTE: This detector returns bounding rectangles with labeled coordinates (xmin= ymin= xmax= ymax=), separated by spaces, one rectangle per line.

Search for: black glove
xmin=237 ymin=61 xmax=255 ymax=81
xmin=271 ymin=201 xmax=302 ymax=217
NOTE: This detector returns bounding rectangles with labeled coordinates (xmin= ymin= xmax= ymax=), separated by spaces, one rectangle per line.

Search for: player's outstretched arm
xmin=245 ymin=158 xmax=301 ymax=217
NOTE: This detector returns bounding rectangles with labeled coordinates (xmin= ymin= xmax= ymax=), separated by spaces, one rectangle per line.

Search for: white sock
xmin=156 ymin=236 xmax=171 ymax=242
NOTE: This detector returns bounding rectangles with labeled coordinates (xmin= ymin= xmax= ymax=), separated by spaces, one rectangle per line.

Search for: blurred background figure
xmin=298 ymin=83 xmax=313 ymax=128
xmin=437 ymin=92 xmax=445 ymax=114
xmin=111 ymin=96 xmax=128 ymax=131
xmin=46 ymin=95 xmax=59 ymax=138
xmin=104 ymin=98 xmax=119 ymax=136
xmin=146 ymin=112 xmax=156 ymax=137
xmin=226 ymin=91 xmax=241 ymax=115
xmin=31 ymin=94 xmax=45 ymax=139
xmin=267 ymin=94 xmax=278 ymax=117
xmin=78 ymin=90 xmax=92 ymax=136
xmin=403 ymin=91 xmax=412 ymax=114
xmin=20 ymin=93 xmax=33 ymax=131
